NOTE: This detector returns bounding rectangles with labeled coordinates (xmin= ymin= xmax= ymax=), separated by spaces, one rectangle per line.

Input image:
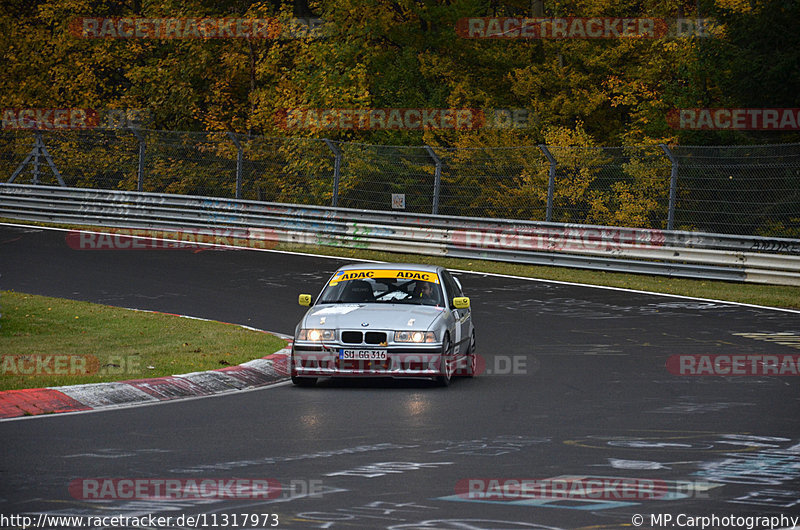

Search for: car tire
xmin=291 ymin=376 xmax=317 ymax=387
xmin=436 ymin=333 xmax=453 ymax=387
xmin=465 ymin=330 xmax=476 ymax=378
xmin=290 ymin=350 xmax=317 ymax=386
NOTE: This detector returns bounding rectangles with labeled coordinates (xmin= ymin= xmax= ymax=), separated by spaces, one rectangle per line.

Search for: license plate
xmin=339 ymin=349 xmax=387 ymax=361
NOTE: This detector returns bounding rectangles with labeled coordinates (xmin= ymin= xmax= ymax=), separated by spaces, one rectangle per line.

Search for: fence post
xmin=424 ymin=145 xmax=441 ymax=215
xmin=32 ymin=132 xmax=41 ymax=185
xmin=659 ymin=143 xmax=678 ymax=231
xmin=227 ymin=132 xmax=243 ymax=199
xmin=9 ymin=131 xmax=65 ymax=186
xmin=130 ymin=128 xmax=145 ymax=192
xmin=323 ymin=139 xmax=341 ymax=207
xmin=538 ymin=144 xmax=556 ymax=222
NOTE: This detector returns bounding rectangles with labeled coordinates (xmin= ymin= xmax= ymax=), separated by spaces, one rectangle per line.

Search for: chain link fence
xmin=2 ymin=129 xmax=799 ymax=237
xmin=669 ymin=144 xmax=800 ymax=236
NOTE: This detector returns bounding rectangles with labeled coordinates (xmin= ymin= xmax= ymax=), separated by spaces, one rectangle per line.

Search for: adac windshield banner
xmin=329 ymin=269 xmax=440 ymax=285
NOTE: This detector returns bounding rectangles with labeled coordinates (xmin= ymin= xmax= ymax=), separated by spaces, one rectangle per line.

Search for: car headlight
xmin=394 ymin=331 xmax=436 ymax=343
xmin=297 ymin=329 xmax=335 ymax=341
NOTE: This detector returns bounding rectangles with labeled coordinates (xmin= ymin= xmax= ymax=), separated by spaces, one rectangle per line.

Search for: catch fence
xmin=2 ymin=129 xmax=798 ymax=237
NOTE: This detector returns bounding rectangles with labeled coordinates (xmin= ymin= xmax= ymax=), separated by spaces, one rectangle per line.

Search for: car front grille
xmin=341 ymin=331 xmax=388 ymax=345
xmin=365 ymin=332 xmax=387 ymax=344
xmin=342 ymin=331 xmax=363 ymax=344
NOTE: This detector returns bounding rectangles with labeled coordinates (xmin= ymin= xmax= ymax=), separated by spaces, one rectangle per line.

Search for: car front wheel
xmin=436 ymin=333 xmax=453 ymax=387
xmin=465 ymin=330 xmax=476 ymax=377
xmin=291 ymin=352 xmax=317 ymax=386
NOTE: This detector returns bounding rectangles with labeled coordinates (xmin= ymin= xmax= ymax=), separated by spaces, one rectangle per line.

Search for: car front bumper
xmin=291 ymin=342 xmax=445 ymax=378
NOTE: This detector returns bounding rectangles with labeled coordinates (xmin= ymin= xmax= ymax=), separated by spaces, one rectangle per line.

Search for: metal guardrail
xmin=2 ymin=183 xmax=800 ymax=286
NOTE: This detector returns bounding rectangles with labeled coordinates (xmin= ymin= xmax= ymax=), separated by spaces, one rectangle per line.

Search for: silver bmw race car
xmin=291 ymin=263 xmax=476 ymax=386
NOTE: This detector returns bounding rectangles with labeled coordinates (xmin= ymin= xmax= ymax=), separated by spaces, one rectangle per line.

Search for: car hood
xmin=301 ymin=303 xmax=445 ymax=331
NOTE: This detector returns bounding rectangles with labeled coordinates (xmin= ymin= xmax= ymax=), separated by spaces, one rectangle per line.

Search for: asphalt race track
xmin=1 ymin=223 xmax=800 ymax=530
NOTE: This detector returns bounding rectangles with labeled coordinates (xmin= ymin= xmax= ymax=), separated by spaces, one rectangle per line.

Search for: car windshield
xmin=317 ymin=271 xmax=444 ymax=306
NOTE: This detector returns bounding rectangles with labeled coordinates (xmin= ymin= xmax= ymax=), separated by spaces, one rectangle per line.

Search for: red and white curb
xmin=0 ymin=349 xmax=290 ymax=419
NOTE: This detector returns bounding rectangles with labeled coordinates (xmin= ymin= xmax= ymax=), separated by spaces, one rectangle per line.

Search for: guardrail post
xmin=130 ymin=128 xmax=145 ymax=192
xmin=227 ymin=132 xmax=244 ymax=199
xmin=323 ymin=139 xmax=341 ymax=207
xmin=539 ymin=144 xmax=556 ymax=222
xmin=424 ymin=145 xmax=441 ymax=215
xmin=660 ymin=143 xmax=678 ymax=231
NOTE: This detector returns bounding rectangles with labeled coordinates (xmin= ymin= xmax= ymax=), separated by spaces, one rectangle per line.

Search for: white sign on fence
xmin=392 ymin=193 xmax=406 ymax=209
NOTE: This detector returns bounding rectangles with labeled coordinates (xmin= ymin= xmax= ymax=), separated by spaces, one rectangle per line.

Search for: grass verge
xmin=0 ymin=291 xmax=287 ymax=391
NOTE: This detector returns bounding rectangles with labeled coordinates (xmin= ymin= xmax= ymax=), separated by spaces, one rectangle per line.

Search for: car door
xmin=441 ymin=270 xmax=471 ymax=356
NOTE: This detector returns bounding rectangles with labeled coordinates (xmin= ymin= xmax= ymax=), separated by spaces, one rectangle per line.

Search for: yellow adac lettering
xmin=340 ymin=271 xmax=374 ymax=281
xmin=396 ymin=271 xmax=429 ymax=280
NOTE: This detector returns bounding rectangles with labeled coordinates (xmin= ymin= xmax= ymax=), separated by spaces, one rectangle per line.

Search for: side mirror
xmin=452 ymin=297 xmax=470 ymax=309
xmin=298 ymin=294 xmax=312 ymax=306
